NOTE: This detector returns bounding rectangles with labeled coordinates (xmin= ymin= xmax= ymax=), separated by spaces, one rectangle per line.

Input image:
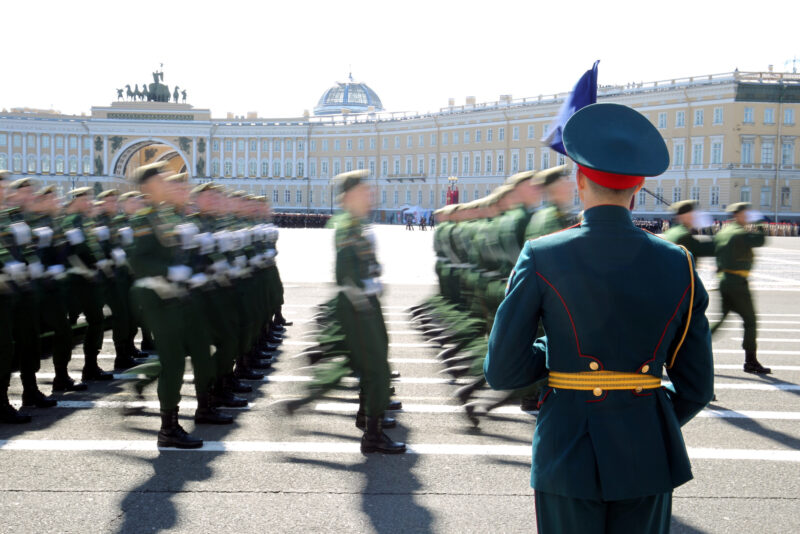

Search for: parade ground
xmin=1 ymin=225 xmax=799 ymax=534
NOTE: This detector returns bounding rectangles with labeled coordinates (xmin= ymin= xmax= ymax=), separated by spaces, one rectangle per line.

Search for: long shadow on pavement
xmin=671 ymin=516 xmax=710 ymax=533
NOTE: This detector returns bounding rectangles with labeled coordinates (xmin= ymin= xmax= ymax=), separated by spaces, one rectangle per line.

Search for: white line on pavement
xmin=707 ymin=313 xmax=800 ymax=317
xmin=730 ymin=338 xmax=800 ymax=343
xmin=0 ymin=439 xmax=797 ymax=461
xmin=714 ymin=364 xmax=800 ymax=371
xmin=9 ymin=400 xmax=250 ymax=410
xmin=714 ymin=349 xmax=800 ymax=355
xmin=715 ymin=328 xmax=800 ymax=333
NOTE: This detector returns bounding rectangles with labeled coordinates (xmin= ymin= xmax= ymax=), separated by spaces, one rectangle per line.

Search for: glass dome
xmin=314 ymin=76 xmax=384 ymax=115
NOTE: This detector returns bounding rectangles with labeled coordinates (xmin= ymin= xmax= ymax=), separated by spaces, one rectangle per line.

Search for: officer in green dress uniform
xmin=485 ymin=103 xmax=714 ymax=533
xmin=709 ymin=202 xmax=770 ymax=374
xmin=0 ymin=170 xmax=36 ymax=423
xmin=4 ymin=178 xmax=58 ymax=409
xmin=62 ymin=187 xmax=114 ymax=382
xmin=663 ymin=200 xmax=715 ymax=259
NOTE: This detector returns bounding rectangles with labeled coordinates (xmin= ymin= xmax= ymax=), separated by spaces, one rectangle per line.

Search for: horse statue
xmin=173 ymin=86 xmax=180 ymax=104
xmin=125 ymin=84 xmax=133 ymax=101
xmin=181 ymin=89 xmax=187 ymax=103
xmin=142 ymin=83 xmax=150 ymax=101
xmin=116 ymin=88 xmax=123 ymax=101
xmin=133 ymin=84 xmax=142 ymax=101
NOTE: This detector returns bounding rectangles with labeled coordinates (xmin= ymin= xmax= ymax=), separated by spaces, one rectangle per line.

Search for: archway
xmin=111 ymin=138 xmax=191 ymax=179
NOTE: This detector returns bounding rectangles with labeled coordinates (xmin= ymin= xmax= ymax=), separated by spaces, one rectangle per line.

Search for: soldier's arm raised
xmin=484 ymin=241 xmax=546 ymax=390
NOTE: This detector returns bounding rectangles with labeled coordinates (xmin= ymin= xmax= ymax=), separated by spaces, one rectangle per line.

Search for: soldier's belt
xmin=548 ymin=371 xmax=662 ymax=392
xmin=722 ymin=269 xmax=750 ymax=278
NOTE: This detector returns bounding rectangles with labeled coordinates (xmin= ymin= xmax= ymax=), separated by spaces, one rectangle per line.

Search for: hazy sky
xmin=3 ymin=0 xmax=797 ymax=118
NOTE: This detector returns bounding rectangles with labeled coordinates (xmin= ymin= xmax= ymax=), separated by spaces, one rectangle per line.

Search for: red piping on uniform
xmin=639 ymin=285 xmax=690 ymax=373
xmin=632 ymin=390 xmax=654 ymax=397
xmin=536 ymin=271 xmax=603 ymax=369
xmin=537 ymin=388 xmax=553 ymax=409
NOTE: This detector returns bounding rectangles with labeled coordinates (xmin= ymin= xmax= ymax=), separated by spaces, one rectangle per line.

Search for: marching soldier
xmin=485 ymin=103 xmax=713 ymax=533
xmin=710 ymin=202 xmax=770 ymax=374
xmin=62 ymin=187 xmax=114 ymax=382
xmin=525 ymin=165 xmax=573 ymax=240
xmin=663 ymin=200 xmax=715 ymax=259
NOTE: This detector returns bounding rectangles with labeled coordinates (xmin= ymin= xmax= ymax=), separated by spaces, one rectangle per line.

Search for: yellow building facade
xmin=1 ymin=69 xmax=798 ymax=221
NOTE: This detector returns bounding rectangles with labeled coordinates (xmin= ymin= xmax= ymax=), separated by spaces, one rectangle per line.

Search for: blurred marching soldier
xmin=62 ymin=187 xmax=114 ymax=382
xmin=485 ymin=103 xmax=714 ymax=533
xmin=0 ymin=171 xmax=36 ymax=422
xmin=94 ymin=189 xmax=140 ymax=370
xmin=663 ymin=200 xmax=715 ymax=259
xmin=525 ymin=165 xmax=573 ymax=240
xmin=29 ymin=186 xmax=88 ymax=393
xmin=4 ymin=178 xmax=57 ymax=409
xmin=710 ymin=202 xmax=770 ymax=374
xmin=119 ymin=191 xmax=156 ymax=356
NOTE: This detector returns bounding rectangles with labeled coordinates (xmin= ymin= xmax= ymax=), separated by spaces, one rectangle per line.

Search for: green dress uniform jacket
xmin=714 ymin=221 xmax=765 ymax=275
xmin=663 ymin=224 xmax=715 ymax=258
xmin=525 ymin=203 xmax=572 ymax=241
xmin=484 ymin=205 xmax=714 ymax=501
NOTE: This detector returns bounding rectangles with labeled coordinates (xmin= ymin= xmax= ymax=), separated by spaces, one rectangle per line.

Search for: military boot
xmin=744 ymin=351 xmax=771 ymax=374
xmin=52 ymin=367 xmax=88 ymax=392
xmin=211 ymin=377 xmax=248 ymax=408
xmin=21 ymin=375 xmax=57 ymax=408
xmin=194 ymin=393 xmax=234 ymax=425
xmin=360 ymin=416 xmax=406 ymax=454
xmin=157 ymin=408 xmax=203 ymax=449
xmin=0 ymin=393 xmax=31 ymax=424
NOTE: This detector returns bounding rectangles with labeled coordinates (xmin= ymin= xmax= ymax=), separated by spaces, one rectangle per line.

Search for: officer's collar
xmin=581 ymin=205 xmax=634 ymax=227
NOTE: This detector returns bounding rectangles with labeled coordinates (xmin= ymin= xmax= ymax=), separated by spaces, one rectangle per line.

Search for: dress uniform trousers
xmin=68 ymin=274 xmax=105 ymax=367
xmin=39 ymin=279 xmax=73 ymax=374
xmin=337 ymin=294 xmax=390 ymax=417
xmin=0 ymin=294 xmax=17 ymax=395
xmin=13 ymin=288 xmax=42 ymax=390
xmin=104 ymin=269 xmax=132 ymax=357
xmin=201 ymin=285 xmax=238 ymax=378
xmin=534 ymin=491 xmax=671 ymax=534
xmin=710 ymin=274 xmax=757 ymax=352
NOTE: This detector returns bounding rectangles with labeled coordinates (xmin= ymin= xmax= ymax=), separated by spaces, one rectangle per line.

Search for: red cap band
xmin=577 ymin=164 xmax=644 ymax=190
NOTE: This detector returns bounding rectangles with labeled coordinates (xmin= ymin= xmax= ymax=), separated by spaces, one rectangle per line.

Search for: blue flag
xmin=543 ymin=60 xmax=599 ymax=155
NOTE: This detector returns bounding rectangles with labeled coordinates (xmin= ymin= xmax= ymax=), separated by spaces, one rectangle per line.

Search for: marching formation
xmin=0 ymin=163 xmax=291 ymax=448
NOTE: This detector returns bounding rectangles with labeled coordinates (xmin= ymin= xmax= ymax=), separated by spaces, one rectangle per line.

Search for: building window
xmin=527 ymin=125 xmax=535 ymax=139
xmin=69 ymin=136 xmax=77 ymax=149
xmin=262 ymin=161 xmax=269 ymax=176
xmin=761 ymin=142 xmax=774 ymax=166
xmin=694 ymin=109 xmax=704 ymax=126
xmin=309 ymin=190 xmax=313 ymax=204
xmin=429 ymin=158 xmax=436 ymax=176
xmin=223 ymin=139 xmax=231 ymax=152
xmin=248 ymin=140 xmax=255 ymax=152
xmin=498 ymin=127 xmax=505 ymax=141
xmin=658 ymin=112 xmax=667 ymax=129
xmin=463 ymin=132 xmax=470 ymax=144
xmin=310 ymin=161 xmax=317 ymax=178
xmin=512 ymin=126 xmax=519 ymax=141
xmin=417 ymin=190 xmax=422 ymax=205
xmin=497 ymin=154 xmax=504 ymax=173
xmin=356 ymin=138 xmax=363 ymax=151
xmin=442 ymin=132 xmax=449 ymax=145
xmin=487 ymin=129 xmax=493 ymax=142
xmin=237 ymin=158 xmax=245 ymax=176
xmin=541 ymin=151 xmax=549 ymax=169
xmin=393 ymin=137 xmax=400 ymax=149
xmin=638 ymin=189 xmax=646 ymax=206
xmin=404 ymin=135 xmax=411 ymax=148
xmin=285 ymin=140 xmax=293 ymax=151
xmin=212 ymin=159 xmax=220 ymax=175
xmin=740 ymin=186 xmax=751 ymax=203
xmin=463 ymin=156 xmax=469 ymax=175
xmin=655 ymin=187 xmax=664 ymax=201
xmin=782 ymin=142 xmax=794 ymax=167
xmin=27 ymin=156 xmax=35 ymax=173
xmin=333 ymin=160 xmax=340 ymax=175
xmin=474 ymin=156 xmax=480 ymax=174
xmin=394 ymin=160 xmax=400 ymax=175
xmin=260 ymin=139 xmax=269 ymax=152
xmin=711 ymin=142 xmax=723 ymax=164
xmin=321 ymin=160 xmax=329 ymax=177
xmin=691 ymin=143 xmax=703 ymax=166
xmin=781 ymin=186 xmax=791 ymax=207
xmin=382 ymin=160 xmax=388 ymax=176
xmin=297 ymin=162 xmax=305 ymax=177
xmin=274 ymin=161 xmax=282 ymax=176
xmin=249 ymin=160 xmax=257 ymax=176
xmin=744 ymin=107 xmax=754 ymax=124
xmin=296 ymin=190 xmax=302 ymax=204
xmin=41 ymin=135 xmax=49 ymax=149
xmin=475 ymin=130 xmax=481 ymax=143
xmin=690 ymin=186 xmax=700 ymax=202
xmin=345 ymin=160 xmax=352 ymax=172
xmin=451 ymin=156 xmax=457 ymax=175
xmin=785 ymin=108 xmax=795 ymax=125
xmin=711 ymin=186 xmax=720 ymax=206
xmin=346 ymin=139 xmax=353 ymax=151
xmin=82 ymin=157 xmax=91 ymax=174
xmin=419 ymin=158 xmax=425 ymax=175
xmin=69 ymin=156 xmax=78 ymax=174
xmin=674 ymin=144 xmax=685 ymax=166
xmin=41 ymin=155 xmax=50 ymax=173
xmin=285 ymin=190 xmax=291 ymax=204
xmin=473 ymin=190 xmax=479 ymax=201
xmin=418 ymin=135 xmax=424 ymax=147
xmin=55 ymin=156 xmax=64 ymax=173
xmin=741 ymin=141 xmax=754 ymax=164
xmin=224 ymin=160 xmax=233 ymax=176
xmin=557 ymin=154 xmax=566 ymax=166
xmin=760 ymin=187 xmax=771 ymax=207
xmin=381 ymin=190 xmax=387 ymax=206
xmin=672 ymin=187 xmax=681 ymax=203
xmin=441 ymin=190 xmax=446 ymax=205
xmin=713 ymin=107 xmax=723 ymax=125
xmin=675 ymin=111 xmax=685 ymax=127
xmin=764 ymin=108 xmax=775 ymax=124
xmin=357 ymin=160 xmax=364 ymax=171
xmin=381 ymin=138 xmax=388 ymax=150
xmin=526 ymin=152 xmax=534 ymax=171
xmin=486 ymin=155 xmax=492 ymax=173
xmin=441 ymin=157 xmax=447 ymax=175
xmin=393 ymin=190 xmax=399 ymax=206
xmin=511 ymin=154 xmax=519 ymax=172
xmin=334 ymin=140 xmax=341 ymax=151
xmin=298 ymin=140 xmax=305 ymax=151
xmin=322 ymin=139 xmax=329 ymax=151
xmin=543 ymin=124 xmax=550 ymax=138
xmin=454 ymin=132 xmax=460 ymax=145
xmin=235 ymin=139 xmax=243 ymax=152
xmin=0 ymin=134 xmax=6 ymax=146
xmin=309 ymin=140 xmax=316 ymax=152
xmin=211 ymin=140 xmax=219 ymax=152
xmin=55 ymin=136 xmax=63 ymax=149
xmin=407 ymin=159 xmax=413 ymax=175
xmin=369 ymin=161 xmax=375 ymax=176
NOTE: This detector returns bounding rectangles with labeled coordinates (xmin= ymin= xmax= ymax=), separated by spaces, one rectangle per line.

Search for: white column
xmin=292 ymin=138 xmax=297 ymax=177
xmin=268 ymin=138 xmax=273 ymax=177
xmin=36 ymin=134 xmax=41 ymax=174
xmin=245 ymin=137 xmax=250 ymax=178
xmin=192 ymin=137 xmax=197 ymax=177
xmin=257 ymin=137 xmax=262 ymax=178
xmin=232 ymin=137 xmax=237 ymax=177
xmin=103 ymin=135 xmax=108 ymax=177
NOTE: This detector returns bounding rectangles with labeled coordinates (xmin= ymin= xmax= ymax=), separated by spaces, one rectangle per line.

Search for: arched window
xmin=285 ymin=161 xmax=293 ymax=177
xmin=297 ymin=162 xmax=304 ymax=177
xmin=41 ymin=155 xmax=50 ymax=174
xmin=249 ymin=160 xmax=257 ymax=177
xmin=55 ymin=156 xmax=64 ymax=173
xmin=13 ymin=153 xmax=22 ymax=172
xmin=261 ymin=161 xmax=269 ymax=176
xmin=69 ymin=156 xmax=78 ymax=174
xmin=237 ymin=158 xmax=245 ymax=176
xmin=273 ymin=161 xmax=281 ymax=177
xmin=223 ymin=160 xmax=232 ymax=176
xmin=27 ymin=156 xmax=36 ymax=173
xmin=82 ymin=157 xmax=91 ymax=175
xmin=211 ymin=159 xmax=220 ymax=176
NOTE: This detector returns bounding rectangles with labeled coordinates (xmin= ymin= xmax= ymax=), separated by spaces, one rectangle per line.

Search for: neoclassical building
xmin=1 ymin=68 xmax=799 ymax=221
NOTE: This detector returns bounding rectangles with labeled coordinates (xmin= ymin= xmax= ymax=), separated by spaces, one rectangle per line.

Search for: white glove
xmin=176 ymin=223 xmax=199 ymax=250
xmin=167 ymin=265 xmax=192 ymax=282
xmin=194 ymin=232 xmax=216 ymax=255
xmin=214 ymin=231 xmax=232 ymax=253
xmin=3 ymin=261 xmax=27 ymax=281
xmin=118 ymin=227 xmax=134 ymax=246
xmin=188 ymin=273 xmax=209 ymax=288
xmin=46 ymin=264 xmax=66 ymax=277
xmin=10 ymin=222 xmax=32 ymax=246
xmin=234 ymin=255 xmax=247 ymax=269
xmin=242 ymin=228 xmax=253 ymax=247
xmin=111 ymin=248 xmax=127 ymax=267
xmin=28 ymin=262 xmax=44 ymax=279
xmin=92 ymin=226 xmax=110 ymax=242
xmin=33 ymin=226 xmax=53 ymax=248
xmin=65 ymin=228 xmax=85 ymax=246
xmin=211 ymin=260 xmax=229 ymax=274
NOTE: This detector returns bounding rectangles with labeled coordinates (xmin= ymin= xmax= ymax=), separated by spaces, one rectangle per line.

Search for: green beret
xmin=533 ymin=165 xmax=570 ymax=187
xmin=505 ymin=170 xmax=536 ymax=187
xmin=8 ymin=177 xmax=32 ymax=190
xmin=0 ymin=170 xmax=11 ymax=181
xmin=190 ymin=182 xmax=217 ymax=195
xmin=119 ymin=191 xmax=142 ymax=201
xmin=133 ymin=161 xmax=169 ymax=184
xmin=34 ymin=185 xmax=56 ymax=196
xmin=96 ymin=189 xmax=120 ymax=200
xmin=563 ymin=103 xmax=669 ymax=184
xmin=67 ymin=186 xmax=92 ymax=198
xmin=335 ymin=169 xmax=369 ymax=194
xmin=671 ymin=199 xmax=697 ymax=215
xmin=726 ymin=202 xmax=751 ymax=214
xmin=164 ymin=172 xmax=188 ymax=183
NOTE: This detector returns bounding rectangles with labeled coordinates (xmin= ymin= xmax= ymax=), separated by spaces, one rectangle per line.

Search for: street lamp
xmin=447 ymin=175 xmax=459 ymax=205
